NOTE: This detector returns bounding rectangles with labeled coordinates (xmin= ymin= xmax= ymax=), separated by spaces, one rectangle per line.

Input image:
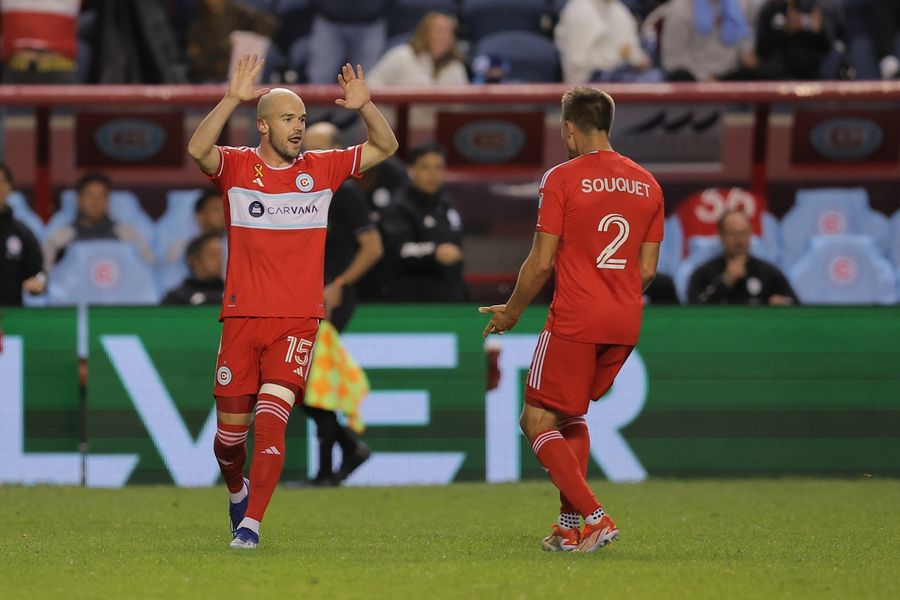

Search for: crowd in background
xmin=1 ymin=0 xmax=899 ymax=85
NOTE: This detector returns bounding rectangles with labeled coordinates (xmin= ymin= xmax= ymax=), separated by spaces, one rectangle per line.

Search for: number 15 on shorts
xmin=285 ymin=335 xmax=313 ymax=379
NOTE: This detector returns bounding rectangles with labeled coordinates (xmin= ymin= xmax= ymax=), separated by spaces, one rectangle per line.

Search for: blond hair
xmin=408 ymin=12 xmax=463 ymax=78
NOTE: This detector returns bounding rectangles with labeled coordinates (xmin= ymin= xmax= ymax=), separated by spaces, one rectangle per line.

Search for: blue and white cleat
xmin=229 ymin=478 xmax=250 ymax=534
xmin=230 ymin=527 xmax=259 ymax=549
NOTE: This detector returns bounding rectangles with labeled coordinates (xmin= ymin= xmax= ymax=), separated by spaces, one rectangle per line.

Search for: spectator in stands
xmin=43 ymin=172 xmax=154 ymax=271
xmin=1 ymin=0 xmax=79 ymax=84
xmin=755 ymin=0 xmax=832 ymax=80
xmin=185 ymin=0 xmax=279 ymax=83
xmin=688 ymin=210 xmax=797 ymax=305
xmin=660 ymin=0 xmax=759 ymax=81
xmin=381 ymin=142 xmax=468 ymax=302
xmin=162 ymin=189 xmax=226 ymax=266
xmin=162 ymin=232 xmax=225 ymax=305
xmin=368 ymin=12 xmax=468 ymax=86
xmin=0 ymin=164 xmax=44 ymax=305
xmin=871 ymin=0 xmax=900 ymax=79
xmin=555 ymin=0 xmax=662 ymax=83
xmin=306 ymin=0 xmax=390 ymax=84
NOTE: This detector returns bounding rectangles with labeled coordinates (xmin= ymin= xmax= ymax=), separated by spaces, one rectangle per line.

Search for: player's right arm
xmin=187 ymin=54 xmax=270 ymax=175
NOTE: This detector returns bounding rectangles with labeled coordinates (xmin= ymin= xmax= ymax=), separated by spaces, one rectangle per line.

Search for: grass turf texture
xmin=4 ymin=480 xmax=899 ymax=600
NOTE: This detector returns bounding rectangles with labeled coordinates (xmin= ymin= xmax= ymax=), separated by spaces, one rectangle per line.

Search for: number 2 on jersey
xmin=596 ymin=214 xmax=630 ymax=270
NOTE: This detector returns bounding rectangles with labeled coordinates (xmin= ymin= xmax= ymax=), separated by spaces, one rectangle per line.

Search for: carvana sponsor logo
xmin=249 ymin=200 xmax=265 ymax=217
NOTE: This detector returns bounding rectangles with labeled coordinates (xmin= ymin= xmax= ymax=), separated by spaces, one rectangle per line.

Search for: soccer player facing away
xmin=188 ymin=54 xmax=398 ymax=549
xmin=480 ymin=88 xmax=663 ymax=553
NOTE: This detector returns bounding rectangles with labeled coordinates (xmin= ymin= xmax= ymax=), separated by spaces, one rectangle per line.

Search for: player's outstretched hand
xmin=227 ymin=54 xmax=270 ymax=103
xmin=479 ymin=305 xmax=519 ymax=338
xmin=335 ymin=63 xmax=371 ymax=110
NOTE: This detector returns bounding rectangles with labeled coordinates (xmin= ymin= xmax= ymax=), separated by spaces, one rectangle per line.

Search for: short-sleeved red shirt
xmin=208 ymin=144 xmax=362 ymax=319
xmin=537 ymin=150 xmax=664 ymax=345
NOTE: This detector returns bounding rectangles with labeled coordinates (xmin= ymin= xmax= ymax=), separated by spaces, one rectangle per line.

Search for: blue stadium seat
xmin=389 ymin=0 xmax=458 ymax=37
xmin=47 ymin=189 xmax=155 ymax=246
xmin=788 ymin=235 xmax=897 ymax=305
xmin=472 ymin=31 xmax=560 ymax=82
xmin=657 ymin=215 xmax=682 ymax=276
xmin=462 ymin=0 xmax=548 ymax=44
xmin=5 ymin=191 xmax=45 ymax=240
xmin=891 ymin=210 xmax=900 ymax=268
xmin=780 ymin=188 xmax=889 ymax=268
xmin=287 ymin=37 xmax=311 ymax=81
xmin=46 ymin=240 xmax=161 ymax=306
xmin=673 ymin=235 xmax=774 ymax=303
xmin=154 ymin=190 xmax=203 ymax=293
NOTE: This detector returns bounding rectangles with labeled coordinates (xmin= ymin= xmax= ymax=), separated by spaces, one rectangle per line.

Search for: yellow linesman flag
xmin=304 ymin=320 xmax=369 ymax=433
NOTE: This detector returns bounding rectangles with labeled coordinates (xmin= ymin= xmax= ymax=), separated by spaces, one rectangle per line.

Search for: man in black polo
xmin=0 ymin=163 xmax=44 ymax=306
xmin=688 ymin=210 xmax=797 ymax=305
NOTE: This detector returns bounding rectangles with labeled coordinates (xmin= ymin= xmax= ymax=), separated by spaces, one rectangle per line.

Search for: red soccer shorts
xmin=524 ymin=330 xmax=633 ymax=417
xmin=214 ymin=317 xmax=320 ymax=399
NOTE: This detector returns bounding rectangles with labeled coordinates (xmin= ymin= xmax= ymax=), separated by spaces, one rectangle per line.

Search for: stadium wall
xmin=2 ymin=305 xmax=898 ymax=487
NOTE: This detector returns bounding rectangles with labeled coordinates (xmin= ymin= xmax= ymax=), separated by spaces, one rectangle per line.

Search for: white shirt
xmin=367 ymin=44 xmax=468 ymax=86
xmin=555 ymin=0 xmax=649 ymax=83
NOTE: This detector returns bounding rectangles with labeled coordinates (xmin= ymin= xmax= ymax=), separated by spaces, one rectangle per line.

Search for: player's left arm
xmin=639 ymin=242 xmax=660 ymax=292
xmin=334 ymin=63 xmax=399 ymax=173
xmin=480 ymin=232 xmax=559 ymax=337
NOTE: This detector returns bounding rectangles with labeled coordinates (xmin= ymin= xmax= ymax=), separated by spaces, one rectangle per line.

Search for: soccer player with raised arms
xmin=188 ymin=54 xmax=398 ymax=549
xmin=480 ymin=88 xmax=663 ymax=553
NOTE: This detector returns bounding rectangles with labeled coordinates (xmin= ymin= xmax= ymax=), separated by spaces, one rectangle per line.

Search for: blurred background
xmin=0 ymin=0 xmax=899 ymax=487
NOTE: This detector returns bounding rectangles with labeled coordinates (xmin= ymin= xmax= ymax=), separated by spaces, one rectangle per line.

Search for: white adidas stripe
xmin=256 ymin=407 xmax=289 ymax=424
xmin=532 ymin=430 xmax=563 ymax=455
xmin=530 ymin=331 xmax=551 ymax=390
xmin=256 ymin=400 xmax=290 ymax=420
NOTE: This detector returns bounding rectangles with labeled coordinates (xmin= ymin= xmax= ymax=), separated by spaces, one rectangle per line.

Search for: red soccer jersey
xmin=537 ymin=150 xmax=664 ymax=345
xmin=208 ymin=144 xmax=362 ymax=319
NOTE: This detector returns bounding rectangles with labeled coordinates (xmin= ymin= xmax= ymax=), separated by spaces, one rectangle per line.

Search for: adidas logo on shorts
xmin=260 ymin=446 xmax=281 ymax=455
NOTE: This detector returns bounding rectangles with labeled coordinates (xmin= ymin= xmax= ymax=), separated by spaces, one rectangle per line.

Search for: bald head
xmin=303 ymin=122 xmax=340 ymax=151
xmin=257 ymin=87 xmax=304 ymax=120
xmin=256 ymin=88 xmax=307 ymax=163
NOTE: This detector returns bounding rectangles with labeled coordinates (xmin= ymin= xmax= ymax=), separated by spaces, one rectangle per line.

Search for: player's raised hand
xmin=479 ymin=305 xmax=519 ymax=338
xmin=335 ymin=63 xmax=371 ymax=110
xmin=226 ymin=54 xmax=270 ymax=103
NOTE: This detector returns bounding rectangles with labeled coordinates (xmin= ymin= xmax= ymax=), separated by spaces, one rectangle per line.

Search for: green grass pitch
xmin=4 ymin=479 xmax=899 ymax=599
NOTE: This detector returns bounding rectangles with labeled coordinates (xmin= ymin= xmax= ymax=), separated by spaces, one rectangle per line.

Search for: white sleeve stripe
xmin=351 ymin=144 xmax=360 ymax=176
xmin=213 ymin=146 xmax=225 ymax=179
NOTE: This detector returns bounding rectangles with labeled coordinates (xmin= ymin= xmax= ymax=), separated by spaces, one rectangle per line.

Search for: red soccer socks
xmin=244 ymin=393 xmax=293 ymax=523
xmin=531 ymin=428 xmax=602 ymax=519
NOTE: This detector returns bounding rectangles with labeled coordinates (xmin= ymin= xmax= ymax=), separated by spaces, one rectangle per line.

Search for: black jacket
xmin=162 ymin=276 xmax=225 ymax=306
xmin=0 ymin=207 xmax=43 ymax=306
xmin=380 ymin=184 xmax=468 ymax=302
xmin=688 ymin=255 xmax=798 ymax=305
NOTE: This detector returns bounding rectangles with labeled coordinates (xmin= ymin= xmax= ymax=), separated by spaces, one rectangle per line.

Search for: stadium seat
xmin=472 ymin=31 xmax=560 ymax=82
xmin=788 ymin=235 xmax=897 ymax=305
xmin=891 ymin=210 xmax=900 ymax=268
xmin=780 ymin=188 xmax=889 ymax=268
xmin=154 ymin=190 xmax=203 ymax=293
xmin=673 ymin=235 xmax=774 ymax=303
xmin=388 ymin=0 xmax=458 ymax=37
xmin=47 ymin=189 xmax=155 ymax=247
xmin=5 ymin=191 xmax=45 ymax=240
xmin=46 ymin=240 xmax=161 ymax=306
xmin=461 ymin=0 xmax=548 ymax=44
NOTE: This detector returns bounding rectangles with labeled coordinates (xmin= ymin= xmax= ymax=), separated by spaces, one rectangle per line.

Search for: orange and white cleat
xmin=576 ymin=515 xmax=619 ymax=553
xmin=540 ymin=524 xmax=580 ymax=552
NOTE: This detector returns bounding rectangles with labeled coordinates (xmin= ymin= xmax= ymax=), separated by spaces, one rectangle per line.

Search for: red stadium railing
xmin=2 ymin=81 xmax=900 ymax=218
